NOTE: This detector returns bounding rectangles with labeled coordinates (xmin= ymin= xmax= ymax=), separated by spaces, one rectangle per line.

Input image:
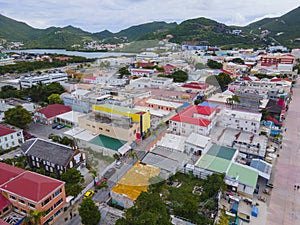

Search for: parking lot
xmin=26 ymin=122 xmax=70 ymax=139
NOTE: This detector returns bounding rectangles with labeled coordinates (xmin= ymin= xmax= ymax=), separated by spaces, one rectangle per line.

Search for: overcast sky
xmin=0 ymin=0 xmax=299 ymax=33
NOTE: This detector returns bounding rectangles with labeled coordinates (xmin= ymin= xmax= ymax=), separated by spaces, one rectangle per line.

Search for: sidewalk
xmin=266 ymin=79 xmax=300 ymax=225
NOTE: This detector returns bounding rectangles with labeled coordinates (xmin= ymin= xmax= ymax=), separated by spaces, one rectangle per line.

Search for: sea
xmin=3 ymin=49 xmax=135 ymax=59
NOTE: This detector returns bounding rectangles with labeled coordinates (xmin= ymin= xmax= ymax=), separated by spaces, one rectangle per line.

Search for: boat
xmin=237 ymin=212 xmax=250 ymax=223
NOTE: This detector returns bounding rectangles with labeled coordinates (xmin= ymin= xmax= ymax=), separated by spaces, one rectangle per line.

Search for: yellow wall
xmin=92 ymin=105 xmax=151 ymax=135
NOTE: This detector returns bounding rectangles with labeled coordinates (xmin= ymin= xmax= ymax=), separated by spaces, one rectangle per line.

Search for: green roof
xmin=196 ymin=155 xmax=231 ymax=173
xmin=98 ymin=104 xmax=140 ymax=114
xmin=89 ymin=134 xmax=126 ymax=151
xmin=206 ymin=144 xmax=236 ymax=160
xmin=227 ymin=163 xmax=258 ymax=187
xmin=196 ymin=144 xmax=237 ymax=174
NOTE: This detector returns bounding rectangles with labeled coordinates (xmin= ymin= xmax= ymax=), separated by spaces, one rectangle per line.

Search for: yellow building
xmin=110 ymin=162 xmax=160 ymax=208
xmin=93 ymin=104 xmax=151 ymax=139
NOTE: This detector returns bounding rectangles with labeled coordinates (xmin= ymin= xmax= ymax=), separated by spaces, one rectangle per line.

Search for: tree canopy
xmin=158 ymin=70 xmax=188 ymax=83
xmin=79 ymin=198 xmax=101 ymax=225
xmin=4 ymin=105 xmax=32 ymax=129
xmin=61 ymin=168 xmax=84 ymax=196
xmin=48 ymin=93 xmax=63 ymax=104
xmin=116 ymin=192 xmax=172 ymax=225
xmin=207 ymin=59 xmax=223 ymax=69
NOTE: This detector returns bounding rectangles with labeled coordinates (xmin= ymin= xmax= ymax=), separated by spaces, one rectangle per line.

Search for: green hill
xmin=244 ymin=6 xmax=300 ymax=46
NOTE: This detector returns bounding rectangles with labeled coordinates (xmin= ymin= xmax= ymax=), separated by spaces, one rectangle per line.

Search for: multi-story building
xmin=92 ymin=104 xmax=151 ymax=138
xmin=0 ymin=162 xmax=66 ymax=224
xmin=129 ymin=77 xmax=173 ymax=89
xmin=169 ymin=105 xmax=217 ymax=136
xmin=218 ymin=109 xmax=262 ymax=134
xmin=78 ymin=111 xmax=140 ymax=143
xmin=20 ymin=71 xmax=68 ymax=88
xmin=21 ymin=138 xmax=86 ymax=176
xmin=260 ymin=54 xmax=295 ymax=67
xmin=181 ymin=82 xmax=216 ymax=97
xmin=0 ymin=125 xmax=24 ymax=150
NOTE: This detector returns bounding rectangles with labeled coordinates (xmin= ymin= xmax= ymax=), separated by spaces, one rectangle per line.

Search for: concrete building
xmin=92 ymin=104 xmax=151 ymax=138
xmin=218 ymin=109 xmax=262 ymax=134
xmin=0 ymin=125 xmax=24 ymax=150
xmin=78 ymin=111 xmax=140 ymax=143
xmin=129 ymin=77 xmax=173 ymax=89
xmin=169 ymin=105 xmax=217 ymax=136
xmin=20 ymin=71 xmax=68 ymax=88
xmin=0 ymin=163 xmax=66 ymax=225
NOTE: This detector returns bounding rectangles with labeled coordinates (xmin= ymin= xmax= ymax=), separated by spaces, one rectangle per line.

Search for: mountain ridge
xmin=0 ymin=5 xmax=299 ymax=48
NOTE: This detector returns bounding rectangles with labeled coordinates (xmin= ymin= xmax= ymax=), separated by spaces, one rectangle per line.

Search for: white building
xmin=218 ymin=109 xmax=262 ymax=134
xmin=20 ymin=72 xmax=68 ymax=88
xmin=169 ymin=105 xmax=217 ymax=136
xmin=0 ymin=125 xmax=24 ymax=150
xmin=129 ymin=77 xmax=173 ymax=89
xmin=184 ymin=133 xmax=212 ymax=156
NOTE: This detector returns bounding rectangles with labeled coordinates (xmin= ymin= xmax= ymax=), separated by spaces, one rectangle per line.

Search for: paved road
xmin=267 ymin=79 xmax=300 ymax=225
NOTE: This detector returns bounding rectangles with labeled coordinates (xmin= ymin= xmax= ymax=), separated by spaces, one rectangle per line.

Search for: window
xmin=54 ymin=209 xmax=62 ymax=217
xmin=42 ymin=196 xmax=52 ymax=207
xmin=28 ymin=202 xmax=35 ymax=208
xmin=10 ymin=195 xmax=16 ymax=201
xmin=54 ymin=198 xmax=63 ymax=208
xmin=53 ymin=189 xmax=62 ymax=198
xmin=18 ymin=199 xmax=26 ymax=205
xmin=21 ymin=209 xmax=27 ymax=215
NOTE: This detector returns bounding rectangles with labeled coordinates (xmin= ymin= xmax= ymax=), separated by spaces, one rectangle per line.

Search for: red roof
xmin=0 ymin=171 xmax=63 ymax=203
xmin=131 ymin=69 xmax=152 ymax=73
xmin=0 ymin=162 xmax=25 ymax=185
xmin=169 ymin=105 xmax=215 ymax=127
xmin=220 ymin=69 xmax=233 ymax=76
xmin=0 ymin=219 xmax=10 ymax=225
xmin=0 ymin=126 xmax=16 ymax=137
xmin=0 ymin=194 xmax=10 ymax=211
xmin=37 ymin=104 xmax=72 ymax=119
xmin=84 ymin=76 xmax=97 ymax=80
xmin=182 ymin=82 xmax=209 ymax=90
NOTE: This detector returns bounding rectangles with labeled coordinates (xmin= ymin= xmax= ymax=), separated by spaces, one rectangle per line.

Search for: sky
xmin=0 ymin=0 xmax=299 ymax=33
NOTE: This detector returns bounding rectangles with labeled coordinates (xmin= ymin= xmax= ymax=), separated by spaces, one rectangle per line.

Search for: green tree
xmin=118 ymin=66 xmax=130 ymax=78
xmin=79 ymin=198 xmax=101 ymax=225
xmin=61 ymin=168 xmax=84 ymax=196
xmin=23 ymin=210 xmax=45 ymax=225
xmin=116 ymin=192 xmax=172 ymax=225
xmin=4 ymin=105 xmax=32 ymax=129
xmin=207 ymin=59 xmax=223 ymax=69
xmin=172 ymin=70 xmax=188 ymax=83
xmin=216 ymin=73 xmax=233 ymax=91
xmin=47 ymin=93 xmax=63 ymax=104
xmin=229 ymin=58 xmax=245 ymax=64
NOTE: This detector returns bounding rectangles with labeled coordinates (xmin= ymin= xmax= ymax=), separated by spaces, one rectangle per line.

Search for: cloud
xmin=0 ymin=0 xmax=299 ymax=32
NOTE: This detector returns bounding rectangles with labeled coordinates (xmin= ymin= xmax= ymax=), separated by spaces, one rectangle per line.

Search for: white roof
xmin=118 ymin=143 xmax=131 ymax=155
xmin=55 ymin=111 xmax=85 ymax=123
xmin=146 ymin=98 xmax=183 ymax=109
xmin=72 ymin=89 xmax=90 ymax=96
xmin=222 ymin=109 xmax=262 ymax=122
xmin=185 ymin=133 xmax=210 ymax=148
xmin=156 ymin=133 xmax=186 ymax=152
xmin=134 ymin=106 xmax=171 ymax=117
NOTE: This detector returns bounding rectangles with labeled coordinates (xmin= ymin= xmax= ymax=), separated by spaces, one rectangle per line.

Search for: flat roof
xmin=222 ymin=109 xmax=262 ymax=122
xmin=89 ymin=134 xmax=126 ymax=151
xmin=55 ymin=111 xmax=85 ymax=123
xmin=227 ymin=163 xmax=258 ymax=187
xmin=146 ymin=98 xmax=183 ymax=109
xmin=156 ymin=133 xmax=186 ymax=152
xmin=94 ymin=104 xmax=140 ymax=114
xmin=185 ymin=133 xmax=210 ymax=148
xmin=142 ymin=152 xmax=178 ymax=174
xmin=111 ymin=162 xmax=160 ymax=200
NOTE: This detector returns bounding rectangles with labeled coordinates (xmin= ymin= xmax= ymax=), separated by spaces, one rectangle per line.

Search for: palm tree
xmin=23 ymin=210 xmax=45 ymax=225
xmin=128 ymin=151 xmax=138 ymax=164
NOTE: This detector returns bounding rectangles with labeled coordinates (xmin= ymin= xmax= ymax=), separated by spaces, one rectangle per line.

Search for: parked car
xmin=56 ymin=124 xmax=65 ymax=130
xmin=83 ymin=190 xmax=94 ymax=199
xmin=103 ymin=168 xmax=116 ymax=179
xmin=52 ymin=124 xmax=59 ymax=129
xmin=115 ymin=160 xmax=123 ymax=169
xmin=266 ymin=183 xmax=274 ymax=189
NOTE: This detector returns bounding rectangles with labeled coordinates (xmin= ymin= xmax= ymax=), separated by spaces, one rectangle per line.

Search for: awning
xmin=118 ymin=143 xmax=131 ymax=156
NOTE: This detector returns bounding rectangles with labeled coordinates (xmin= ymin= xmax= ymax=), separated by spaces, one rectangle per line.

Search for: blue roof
xmin=198 ymin=101 xmax=218 ymax=108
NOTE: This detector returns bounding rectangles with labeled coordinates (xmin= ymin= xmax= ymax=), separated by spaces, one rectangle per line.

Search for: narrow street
xmin=267 ymin=79 xmax=300 ymax=225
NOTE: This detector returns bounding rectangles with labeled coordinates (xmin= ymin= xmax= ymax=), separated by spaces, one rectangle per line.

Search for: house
xmin=169 ymin=105 xmax=217 ymax=136
xmin=34 ymin=104 xmax=72 ymax=125
xmin=0 ymin=125 xmax=24 ymax=150
xmin=218 ymin=109 xmax=262 ymax=134
xmin=20 ymin=71 xmax=68 ymax=88
xmin=0 ymin=162 xmax=66 ymax=224
xmin=130 ymin=68 xmax=154 ymax=77
xmin=20 ymin=138 xmax=86 ymax=176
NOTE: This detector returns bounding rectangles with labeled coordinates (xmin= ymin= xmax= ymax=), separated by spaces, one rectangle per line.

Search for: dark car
xmin=103 ymin=168 xmax=116 ymax=179
xmin=52 ymin=124 xmax=59 ymax=129
xmin=56 ymin=124 xmax=65 ymax=129
xmin=266 ymin=183 xmax=274 ymax=189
